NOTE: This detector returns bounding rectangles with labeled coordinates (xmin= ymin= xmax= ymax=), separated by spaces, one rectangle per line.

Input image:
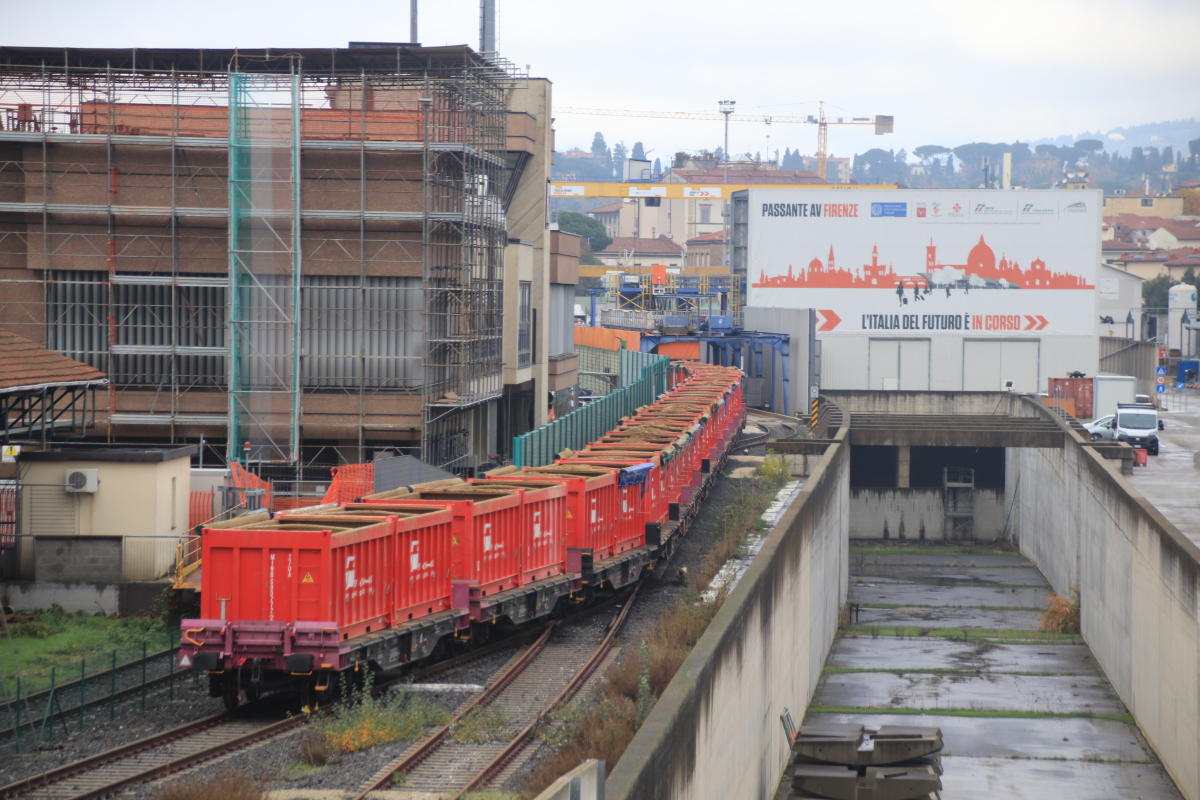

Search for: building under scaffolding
xmin=0 ymin=45 xmax=570 ymax=473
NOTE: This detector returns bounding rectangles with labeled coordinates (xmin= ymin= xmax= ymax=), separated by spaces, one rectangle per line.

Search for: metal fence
xmin=512 ymin=351 xmax=671 ymax=467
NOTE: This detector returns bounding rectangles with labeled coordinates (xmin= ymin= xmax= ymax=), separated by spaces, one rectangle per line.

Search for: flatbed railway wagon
xmin=179 ymin=363 xmax=747 ymax=706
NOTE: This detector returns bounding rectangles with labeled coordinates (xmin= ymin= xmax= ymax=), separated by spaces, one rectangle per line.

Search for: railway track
xmin=352 ymin=584 xmax=642 ymax=799
xmin=0 ymin=649 xmax=180 ymax=744
xmin=0 ymin=711 xmax=303 ymax=800
xmin=0 ymin=613 xmax=585 ymax=800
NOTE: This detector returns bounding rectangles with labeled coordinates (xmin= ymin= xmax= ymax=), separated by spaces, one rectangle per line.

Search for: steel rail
xmin=349 ymin=622 xmax=559 ymax=800
xmin=455 ymin=582 xmax=644 ymax=796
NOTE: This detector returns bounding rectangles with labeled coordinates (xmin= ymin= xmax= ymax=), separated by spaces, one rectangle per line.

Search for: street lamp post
xmin=718 ymin=99 xmax=735 ymax=270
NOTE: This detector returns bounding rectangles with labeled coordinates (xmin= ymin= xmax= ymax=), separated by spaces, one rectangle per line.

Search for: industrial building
xmin=0 ymin=45 xmax=578 ymax=475
xmin=734 ymin=188 xmax=1110 ymax=393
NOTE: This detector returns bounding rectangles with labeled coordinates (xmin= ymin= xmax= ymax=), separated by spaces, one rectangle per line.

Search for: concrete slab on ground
xmin=849 ymin=550 xmax=1027 ymax=568
xmin=851 ymin=564 xmax=1049 ymax=585
xmin=805 ymin=712 xmax=1152 ymax=762
xmin=1126 ymin=392 xmax=1200 ymax=548
xmin=849 ymin=579 xmax=1050 ymax=609
xmin=937 ymin=756 xmax=1183 ymax=799
xmin=827 ymin=637 xmax=1096 ymax=674
xmin=781 ymin=542 xmax=1183 ymax=799
xmin=849 ymin=605 xmax=1043 ymax=630
xmin=815 ymin=671 xmax=1124 ymax=715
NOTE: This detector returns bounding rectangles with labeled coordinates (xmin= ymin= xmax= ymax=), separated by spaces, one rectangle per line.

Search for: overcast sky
xmin=7 ymin=0 xmax=1199 ymax=161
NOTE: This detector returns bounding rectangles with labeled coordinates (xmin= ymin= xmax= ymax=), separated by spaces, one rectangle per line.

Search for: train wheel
xmin=222 ymin=680 xmax=241 ymax=711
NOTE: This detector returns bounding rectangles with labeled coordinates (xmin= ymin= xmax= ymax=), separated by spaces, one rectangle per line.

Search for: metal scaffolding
xmin=0 ymin=46 xmax=511 ymax=471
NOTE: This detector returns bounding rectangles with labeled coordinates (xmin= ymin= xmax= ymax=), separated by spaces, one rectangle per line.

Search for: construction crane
xmin=557 ymin=101 xmax=893 ymax=179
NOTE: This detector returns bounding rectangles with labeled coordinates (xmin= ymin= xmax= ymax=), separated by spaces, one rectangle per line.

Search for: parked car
xmin=1084 ymin=415 xmax=1115 ymax=441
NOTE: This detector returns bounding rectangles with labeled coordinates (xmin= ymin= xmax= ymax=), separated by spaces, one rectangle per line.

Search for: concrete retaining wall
xmin=850 ymin=487 xmax=1004 ymax=541
xmin=1006 ymin=398 xmax=1200 ymax=800
xmin=606 ymin=430 xmax=850 ymax=799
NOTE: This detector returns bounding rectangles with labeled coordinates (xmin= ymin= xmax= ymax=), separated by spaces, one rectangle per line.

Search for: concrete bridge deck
xmin=775 ymin=542 xmax=1183 ymax=799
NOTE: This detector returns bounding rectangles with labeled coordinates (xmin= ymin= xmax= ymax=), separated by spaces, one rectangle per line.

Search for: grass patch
xmin=808 ymin=705 xmax=1134 ymax=724
xmin=850 ymin=544 xmax=1022 ymax=557
xmin=450 ymin=704 xmax=510 ymax=744
xmin=821 ymin=667 xmax=1068 ymax=677
xmin=151 ymin=769 xmax=262 ymax=800
xmin=520 ymin=457 xmax=788 ymax=797
xmin=855 ymin=603 xmax=1044 ymax=611
xmin=1040 ymin=587 xmax=1081 ymax=634
xmin=0 ymin=604 xmax=172 ymax=697
xmin=841 ymin=625 xmax=1081 ymax=643
xmin=278 ymin=761 xmax=327 ymax=781
xmin=310 ymin=675 xmax=449 ymax=753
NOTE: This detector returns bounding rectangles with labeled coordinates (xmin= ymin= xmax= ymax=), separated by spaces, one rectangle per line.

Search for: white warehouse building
xmin=732 ymin=188 xmax=1103 ymax=392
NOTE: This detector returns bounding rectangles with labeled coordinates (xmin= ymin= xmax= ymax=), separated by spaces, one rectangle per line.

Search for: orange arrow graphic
xmin=817 ymin=309 xmax=842 ymax=331
xmin=1036 ymin=315 xmax=1048 ymax=330
xmin=1024 ymin=315 xmax=1037 ymax=331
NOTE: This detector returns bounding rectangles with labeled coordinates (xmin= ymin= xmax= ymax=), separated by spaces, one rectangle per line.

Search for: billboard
xmin=745 ymin=189 xmax=1101 ymax=336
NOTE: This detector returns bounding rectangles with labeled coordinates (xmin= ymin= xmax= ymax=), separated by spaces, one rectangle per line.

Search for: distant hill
xmin=1032 ymin=118 xmax=1198 ymax=156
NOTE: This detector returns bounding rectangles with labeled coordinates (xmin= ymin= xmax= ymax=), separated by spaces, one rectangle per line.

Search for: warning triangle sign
xmin=302 ymin=571 xmax=315 ymax=584
xmin=179 ymin=653 xmax=191 ymax=667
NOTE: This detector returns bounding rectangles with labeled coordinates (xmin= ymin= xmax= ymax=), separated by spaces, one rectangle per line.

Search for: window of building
xmin=700 ymin=204 xmax=712 ymax=224
xmin=1140 ymin=198 xmax=1154 ymax=208
xmin=518 ymin=281 xmax=532 ymax=368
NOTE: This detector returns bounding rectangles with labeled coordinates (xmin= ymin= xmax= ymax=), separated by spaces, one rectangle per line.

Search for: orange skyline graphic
xmin=752 ymin=236 xmax=1095 ymax=291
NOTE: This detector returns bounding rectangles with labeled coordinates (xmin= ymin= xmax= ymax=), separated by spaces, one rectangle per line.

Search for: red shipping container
xmin=484 ymin=467 xmax=620 ymax=562
xmin=201 ymin=514 xmax=397 ymax=641
xmin=468 ymin=478 xmax=566 ymax=584
xmin=558 ymin=455 xmax=663 ymax=548
xmin=1047 ymin=377 xmax=1093 ymax=419
xmin=357 ymin=486 xmax=525 ymax=597
xmin=293 ymin=506 xmax=455 ymax=623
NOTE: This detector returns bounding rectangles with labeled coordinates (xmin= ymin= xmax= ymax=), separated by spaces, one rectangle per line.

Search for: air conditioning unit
xmin=64 ymin=468 xmax=99 ymax=493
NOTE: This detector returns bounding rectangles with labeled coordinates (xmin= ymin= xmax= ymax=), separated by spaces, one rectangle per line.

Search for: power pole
xmin=719 ymin=99 xmax=735 ymax=269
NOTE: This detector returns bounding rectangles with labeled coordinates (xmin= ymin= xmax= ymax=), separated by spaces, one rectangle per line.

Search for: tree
xmin=1189 ymin=137 xmax=1200 ymax=165
xmin=556 ymin=211 xmax=611 ymax=254
xmin=1142 ymin=275 xmax=1173 ymax=311
xmin=631 ymin=141 xmax=646 ymax=161
xmin=611 ymin=141 xmax=627 ymax=176
xmin=652 ymin=156 xmax=662 ymax=176
xmin=1075 ymin=139 xmax=1104 ymax=154
xmin=590 ymin=132 xmax=608 ymax=157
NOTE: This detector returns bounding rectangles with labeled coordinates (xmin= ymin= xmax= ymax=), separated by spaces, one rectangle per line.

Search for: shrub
xmin=310 ymin=675 xmax=448 ymax=753
xmin=298 ymin=732 xmax=331 ymax=765
xmin=1040 ymin=587 xmax=1080 ymax=633
xmin=152 ymin=769 xmax=262 ymax=800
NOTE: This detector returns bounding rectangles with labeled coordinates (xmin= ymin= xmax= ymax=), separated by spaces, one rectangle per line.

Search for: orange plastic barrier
xmin=321 ymin=463 xmax=376 ymax=505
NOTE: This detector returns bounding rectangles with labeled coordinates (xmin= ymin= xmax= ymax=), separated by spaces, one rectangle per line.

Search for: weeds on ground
xmin=309 ymin=674 xmax=449 ymax=753
xmin=1040 ymin=587 xmax=1081 ymax=634
xmin=450 ymin=704 xmax=510 ymax=743
xmin=298 ymin=732 xmax=331 ymax=765
xmin=695 ymin=454 xmax=790 ymax=590
xmin=278 ymin=761 xmax=326 ymax=781
xmin=1 ymin=605 xmax=172 ymax=696
xmin=151 ymin=769 xmax=262 ymax=800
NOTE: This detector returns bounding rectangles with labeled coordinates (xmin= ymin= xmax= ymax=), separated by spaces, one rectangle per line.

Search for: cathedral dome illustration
xmin=967 ymin=236 xmax=995 ymax=274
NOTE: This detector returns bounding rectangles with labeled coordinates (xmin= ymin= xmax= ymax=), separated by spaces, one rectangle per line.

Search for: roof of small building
xmin=1103 ymin=214 xmax=1175 ymax=230
xmin=0 ymin=328 xmax=107 ymax=394
xmin=598 ymin=235 xmax=684 ymax=256
xmin=1101 ymin=239 xmax=1145 ymax=251
xmin=588 ymin=201 xmax=624 ymax=214
xmin=1153 ymin=219 xmax=1200 ymax=240
xmin=686 ymin=230 xmax=728 ymax=244
xmin=1164 ymin=247 xmax=1200 ymax=266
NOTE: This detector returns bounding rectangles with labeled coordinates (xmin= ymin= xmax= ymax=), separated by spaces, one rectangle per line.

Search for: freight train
xmin=179 ymin=363 xmax=745 ymax=709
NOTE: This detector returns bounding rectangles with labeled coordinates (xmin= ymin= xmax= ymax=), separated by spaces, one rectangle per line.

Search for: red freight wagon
xmin=467 ymin=478 xmax=566 ymax=585
xmin=357 ymin=483 xmax=554 ymax=597
xmin=557 ymin=454 xmax=664 ymax=548
xmin=482 ymin=467 xmax=619 ymax=562
xmin=282 ymin=507 xmax=455 ymax=623
xmin=200 ymin=514 xmax=399 ymax=641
